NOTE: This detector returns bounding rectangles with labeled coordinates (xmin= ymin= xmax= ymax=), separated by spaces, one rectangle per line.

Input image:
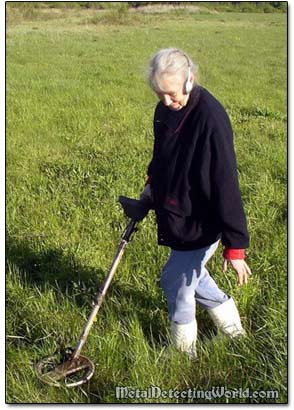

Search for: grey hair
xmin=147 ymin=48 xmax=199 ymax=93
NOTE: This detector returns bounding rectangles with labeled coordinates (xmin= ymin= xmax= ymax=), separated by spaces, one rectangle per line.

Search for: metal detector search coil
xmin=35 ymin=354 xmax=95 ymax=388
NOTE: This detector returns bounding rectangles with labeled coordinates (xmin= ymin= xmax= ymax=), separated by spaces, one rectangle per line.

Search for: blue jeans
xmin=160 ymin=241 xmax=229 ymax=324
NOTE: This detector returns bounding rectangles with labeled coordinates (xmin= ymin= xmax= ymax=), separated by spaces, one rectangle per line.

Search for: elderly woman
xmin=121 ymin=48 xmax=251 ymax=358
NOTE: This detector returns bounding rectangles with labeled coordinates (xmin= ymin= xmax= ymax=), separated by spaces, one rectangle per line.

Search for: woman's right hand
xmin=222 ymin=258 xmax=252 ymax=286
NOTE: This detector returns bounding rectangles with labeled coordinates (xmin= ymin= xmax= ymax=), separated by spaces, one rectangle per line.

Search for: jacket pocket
xmin=156 ymin=208 xmax=202 ymax=243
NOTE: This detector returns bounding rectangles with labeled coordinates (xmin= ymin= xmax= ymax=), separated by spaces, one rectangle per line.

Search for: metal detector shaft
xmin=72 ymin=219 xmax=137 ymax=359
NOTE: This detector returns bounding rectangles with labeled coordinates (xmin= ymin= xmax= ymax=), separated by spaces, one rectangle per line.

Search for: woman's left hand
xmin=222 ymin=259 xmax=252 ymax=286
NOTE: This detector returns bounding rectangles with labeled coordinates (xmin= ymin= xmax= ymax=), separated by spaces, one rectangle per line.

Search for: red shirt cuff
xmin=223 ymin=248 xmax=245 ymax=260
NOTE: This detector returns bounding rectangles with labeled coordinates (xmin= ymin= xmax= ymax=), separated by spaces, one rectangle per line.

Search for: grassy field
xmin=6 ymin=4 xmax=287 ymax=404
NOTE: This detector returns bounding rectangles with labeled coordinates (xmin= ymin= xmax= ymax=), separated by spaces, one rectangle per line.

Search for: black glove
xmin=118 ymin=196 xmax=150 ymax=221
xmin=119 ymin=184 xmax=154 ymax=221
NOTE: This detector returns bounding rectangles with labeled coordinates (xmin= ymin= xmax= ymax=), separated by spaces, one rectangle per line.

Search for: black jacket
xmin=147 ymin=86 xmax=249 ymax=251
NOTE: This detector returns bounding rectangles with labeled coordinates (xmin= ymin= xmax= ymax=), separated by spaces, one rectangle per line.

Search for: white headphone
xmin=183 ymin=53 xmax=193 ymax=94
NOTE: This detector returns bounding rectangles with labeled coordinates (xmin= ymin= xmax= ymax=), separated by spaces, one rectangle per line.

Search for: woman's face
xmin=155 ymin=72 xmax=192 ymax=111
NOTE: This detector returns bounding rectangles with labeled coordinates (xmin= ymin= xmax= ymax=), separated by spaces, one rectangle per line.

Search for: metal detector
xmin=35 ymin=198 xmax=140 ymax=388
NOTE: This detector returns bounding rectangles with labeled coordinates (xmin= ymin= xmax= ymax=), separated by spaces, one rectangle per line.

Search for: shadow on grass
xmin=6 ymin=235 xmax=104 ymax=304
xmin=6 ymin=235 xmax=183 ymax=347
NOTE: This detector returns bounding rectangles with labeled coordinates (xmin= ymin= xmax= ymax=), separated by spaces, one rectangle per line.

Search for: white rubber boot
xmin=208 ymin=297 xmax=246 ymax=338
xmin=170 ymin=319 xmax=197 ymax=358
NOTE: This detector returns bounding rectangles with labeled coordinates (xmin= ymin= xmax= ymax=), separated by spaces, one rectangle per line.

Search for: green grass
xmin=6 ymin=5 xmax=287 ymax=404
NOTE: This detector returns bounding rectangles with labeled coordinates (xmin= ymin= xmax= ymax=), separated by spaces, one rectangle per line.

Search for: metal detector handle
xmin=121 ymin=219 xmax=137 ymax=242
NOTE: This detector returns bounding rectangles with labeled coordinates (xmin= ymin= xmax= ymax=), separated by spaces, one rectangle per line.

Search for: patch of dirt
xmin=130 ymin=4 xmax=218 ymax=14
